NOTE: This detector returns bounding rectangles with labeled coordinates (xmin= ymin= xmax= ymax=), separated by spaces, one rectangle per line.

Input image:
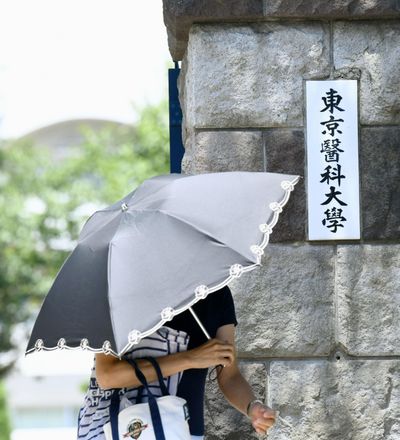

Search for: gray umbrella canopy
xmin=26 ymin=171 xmax=300 ymax=358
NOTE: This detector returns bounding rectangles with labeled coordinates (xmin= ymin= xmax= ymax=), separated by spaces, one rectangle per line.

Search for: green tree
xmin=0 ymin=99 xmax=170 ymax=378
xmin=0 ymin=381 xmax=11 ymax=440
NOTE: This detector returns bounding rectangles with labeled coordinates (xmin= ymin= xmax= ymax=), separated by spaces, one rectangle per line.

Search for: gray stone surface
xmin=334 ymin=21 xmax=400 ymax=125
xmin=204 ymin=362 xmax=267 ymax=439
xmin=181 ymin=130 xmax=264 ymax=174
xmin=179 ymin=23 xmax=330 ymax=129
xmin=360 ymin=127 xmax=400 ymax=240
xmin=333 ymin=66 xmax=362 ymax=80
xmin=264 ymin=1 xmax=400 ymax=19
xmin=231 ymin=244 xmax=336 ymax=357
xmin=337 ymin=244 xmax=400 ymax=356
xmin=263 ymin=129 xmax=306 ymax=242
xmin=163 ymin=0 xmax=264 ymax=60
xmin=269 ymin=359 xmax=400 ymax=440
xmin=166 ymin=6 xmax=400 ymax=440
xmin=163 ymin=1 xmax=400 ymax=61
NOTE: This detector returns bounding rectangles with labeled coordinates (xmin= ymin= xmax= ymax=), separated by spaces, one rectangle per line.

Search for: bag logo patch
xmin=123 ymin=418 xmax=149 ymax=439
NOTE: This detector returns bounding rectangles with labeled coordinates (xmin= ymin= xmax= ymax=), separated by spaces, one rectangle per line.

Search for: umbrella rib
xmin=157 ymin=209 xmax=257 ymax=263
xmin=126 ymin=175 xmax=181 ymax=206
xmin=78 ymin=210 xmax=122 ymax=244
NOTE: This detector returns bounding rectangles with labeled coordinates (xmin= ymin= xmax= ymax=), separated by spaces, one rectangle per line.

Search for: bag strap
xmin=109 ymin=358 xmax=168 ymax=440
xmin=109 ymin=389 xmax=121 ymax=440
xmin=141 ymin=356 xmax=169 ymax=396
xmin=136 ymin=384 xmax=144 ymax=403
xmin=125 ymin=358 xmax=167 ymax=440
xmin=109 ymin=385 xmax=145 ymax=440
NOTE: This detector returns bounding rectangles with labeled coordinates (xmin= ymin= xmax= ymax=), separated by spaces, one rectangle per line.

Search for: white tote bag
xmin=77 ymin=327 xmax=189 ymax=440
xmin=103 ymin=356 xmax=191 ymax=440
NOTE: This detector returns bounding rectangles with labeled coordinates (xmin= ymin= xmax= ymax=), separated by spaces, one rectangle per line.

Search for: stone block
xmin=264 ymin=1 xmax=400 ymax=19
xmin=163 ymin=1 xmax=400 ymax=61
xmin=360 ymin=127 xmax=400 ymax=240
xmin=163 ymin=0 xmax=264 ymax=60
xmin=337 ymin=244 xmax=400 ymax=356
xmin=232 ymin=244 xmax=336 ymax=357
xmin=334 ymin=21 xmax=400 ymax=125
xmin=204 ymin=362 xmax=267 ymax=439
xmin=269 ymin=359 xmax=400 ymax=440
xmin=181 ymin=130 xmax=264 ymax=174
xmin=179 ymin=23 xmax=330 ymax=129
xmin=263 ymin=128 xmax=306 ymax=242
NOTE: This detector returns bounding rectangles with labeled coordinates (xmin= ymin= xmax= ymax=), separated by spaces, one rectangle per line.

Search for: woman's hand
xmin=185 ymin=338 xmax=234 ymax=369
xmin=248 ymin=402 xmax=277 ymax=435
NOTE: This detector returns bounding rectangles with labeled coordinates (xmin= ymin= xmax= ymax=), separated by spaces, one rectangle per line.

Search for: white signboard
xmin=306 ymin=80 xmax=360 ymax=240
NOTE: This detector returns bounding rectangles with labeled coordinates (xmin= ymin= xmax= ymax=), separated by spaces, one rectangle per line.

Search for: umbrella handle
xmin=188 ymin=307 xmax=211 ymax=340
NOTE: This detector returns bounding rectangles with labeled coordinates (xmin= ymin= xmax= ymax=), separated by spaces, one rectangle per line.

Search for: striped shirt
xmin=77 ymin=326 xmax=189 ymax=440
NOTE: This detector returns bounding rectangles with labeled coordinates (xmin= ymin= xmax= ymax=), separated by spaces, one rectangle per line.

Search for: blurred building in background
xmin=5 ymin=371 xmax=87 ymax=440
xmin=16 ymin=118 xmax=133 ymax=159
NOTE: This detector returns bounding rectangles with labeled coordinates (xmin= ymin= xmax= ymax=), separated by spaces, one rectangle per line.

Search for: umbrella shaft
xmin=188 ymin=307 xmax=211 ymax=340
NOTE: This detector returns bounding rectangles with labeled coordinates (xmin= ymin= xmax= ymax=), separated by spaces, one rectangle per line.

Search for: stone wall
xmin=163 ymin=2 xmax=400 ymax=439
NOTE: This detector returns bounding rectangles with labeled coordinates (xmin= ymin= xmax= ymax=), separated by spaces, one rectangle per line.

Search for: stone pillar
xmin=162 ymin=2 xmax=400 ymax=439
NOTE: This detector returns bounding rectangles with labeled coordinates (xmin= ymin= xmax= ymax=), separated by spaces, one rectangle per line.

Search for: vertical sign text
xmin=306 ymin=80 xmax=360 ymax=240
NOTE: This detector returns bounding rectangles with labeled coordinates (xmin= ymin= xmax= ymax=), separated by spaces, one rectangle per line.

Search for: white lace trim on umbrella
xmin=28 ymin=175 xmax=300 ymax=358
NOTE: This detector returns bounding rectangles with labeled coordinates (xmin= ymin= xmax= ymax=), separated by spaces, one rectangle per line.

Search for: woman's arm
xmin=95 ymin=338 xmax=235 ymax=390
xmin=216 ymin=324 xmax=277 ymax=435
xmin=96 ymin=350 xmax=189 ymax=390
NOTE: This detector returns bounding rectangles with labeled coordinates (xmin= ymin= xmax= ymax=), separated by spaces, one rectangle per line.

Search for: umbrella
xmin=26 ymin=171 xmax=300 ymax=358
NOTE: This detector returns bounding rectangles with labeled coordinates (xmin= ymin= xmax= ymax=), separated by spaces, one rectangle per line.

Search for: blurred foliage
xmin=0 ymin=99 xmax=170 ymax=378
xmin=0 ymin=381 xmax=11 ymax=439
xmin=80 ymin=379 xmax=90 ymax=394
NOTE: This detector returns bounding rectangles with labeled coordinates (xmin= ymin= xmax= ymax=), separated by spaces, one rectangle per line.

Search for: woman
xmin=96 ymin=285 xmax=277 ymax=439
